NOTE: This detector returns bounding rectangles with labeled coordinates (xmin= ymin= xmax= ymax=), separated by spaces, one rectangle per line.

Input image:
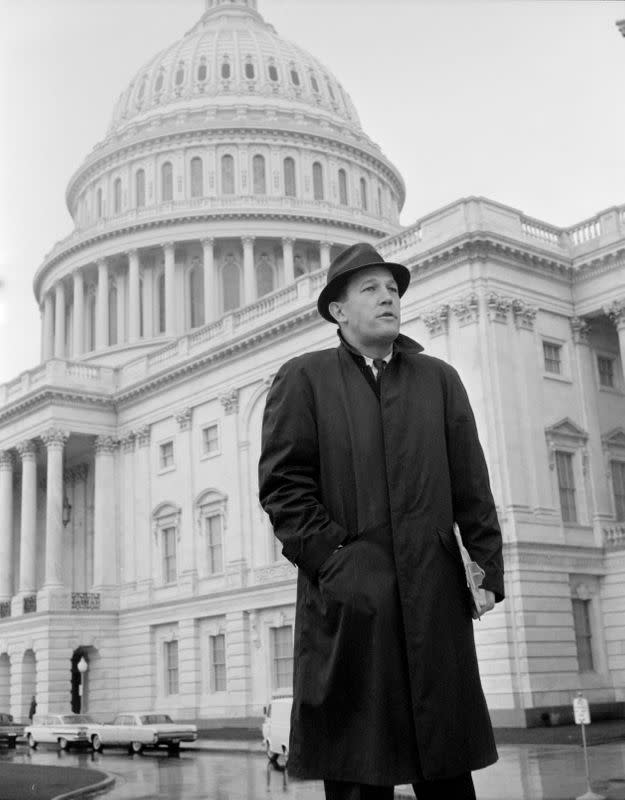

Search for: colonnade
xmin=0 ymin=432 xmax=116 ymax=609
xmin=40 ymin=236 xmax=335 ymax=362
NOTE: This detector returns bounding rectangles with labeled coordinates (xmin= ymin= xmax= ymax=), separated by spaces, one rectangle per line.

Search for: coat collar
xmin=337 ymin=330 xmax=424 ymax=357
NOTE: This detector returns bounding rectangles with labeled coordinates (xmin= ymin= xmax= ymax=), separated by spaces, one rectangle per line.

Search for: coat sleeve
xmin=443 ymin=365 xmax=505 ymax=602
xmin=258 ymin=359 xmax=348 ymax=581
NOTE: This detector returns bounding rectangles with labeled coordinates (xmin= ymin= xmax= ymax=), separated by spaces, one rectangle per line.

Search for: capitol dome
xmin=34 ymin=0 xmax=406 ymax=367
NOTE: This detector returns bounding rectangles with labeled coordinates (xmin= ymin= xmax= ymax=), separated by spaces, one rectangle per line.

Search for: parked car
xmin=261 ymin=696 xmax=292 ymax=767
xmin=24 ymin=714 xmax=94 ymax=750
xmin=90 ymin=712 xmax=197 ymax=755
xmin=0 ymin=712 xmax=25 ymax=748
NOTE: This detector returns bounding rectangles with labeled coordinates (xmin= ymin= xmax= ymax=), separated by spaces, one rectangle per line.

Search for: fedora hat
xmin=317 ymin=242 xmax=410 ymax=323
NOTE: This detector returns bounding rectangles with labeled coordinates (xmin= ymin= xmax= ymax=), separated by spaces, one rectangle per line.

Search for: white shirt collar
xmin=363 ymin=350 xmax=393 ymax=369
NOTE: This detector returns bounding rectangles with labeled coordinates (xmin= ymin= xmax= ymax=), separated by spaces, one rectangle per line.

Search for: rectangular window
xmin=555 ymin=451 xmax=577 ymax=523
xmin=597 ymin=356 xmax=615 ymax=388
xmin=271 ymin=625 xmax=293 ymax=690
xmin=612 ymin=461 xmax=625 ymax=521
xmin=202 ymin=424 xmax=219 ymax=455
xmin=572 ymin=598 xmax=594 ymax=672
xmin=162 ymin=527 xmax=177 ymax=583
xmin=159 ymin=440 xmax=174 ymax=469
xmin=543 ymin=342 xmax=562 ymax=374
xmin=165 ymin=640 xmax=179 ymax=694
xmin=210 ymin=634 xmax=226 ymax=692
xmin=206 ymin=515 xmax=223 ymax=574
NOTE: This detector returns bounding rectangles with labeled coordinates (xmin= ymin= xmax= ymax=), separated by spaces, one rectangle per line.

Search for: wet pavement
xmin=1 ymin=740 xmax=624 ymax=799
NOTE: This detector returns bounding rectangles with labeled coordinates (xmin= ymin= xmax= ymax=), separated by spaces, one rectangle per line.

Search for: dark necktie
xmin=372 ymin=358 xmax=386 ymax=384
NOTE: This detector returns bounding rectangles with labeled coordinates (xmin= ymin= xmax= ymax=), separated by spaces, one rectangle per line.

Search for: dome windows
xmin=268 ymin=60 xmax=279 ymax=83
xmin=325 ymin=76 xmax=336 ymax=102
xmin=113 ymin=177 xmax=122 ymax=214
xmin=221 ymin=154 xmax=235 ymax=194
xmin=253 ymin=155 xmax=266 ymax=195
xmin=338 ymin=169 xmax=348 ymax=206
xmin=309 ymin=72 xmax=320 ymax=94
xmin=137 ymin=75 xmax=148 ymax=105
xmin=155 ymin=69 xmax=165 ymax=94
xmin=191 ymin=157 xmax=203 ymax=198
xmin=290 ymin=67 xmax=300 ymax=87
xmin=312 ymin=161 xmax=324 ymax=201
xmin=221 ymin=57 xmax=231 ymax=80
xmin=197 ymin=58 xmax=208 ymax=83
xmin=283 ymin=157 xmax=296 ymax=197
xmin=136 ymin=169 xmax=146 ymax=208
xmin=161 ymin=162 xmax=174 ymax=202
xmin=244 ymin=59 xmax=255 ymax=80
xmin=175 ymin=62 xmax=185 ymax=86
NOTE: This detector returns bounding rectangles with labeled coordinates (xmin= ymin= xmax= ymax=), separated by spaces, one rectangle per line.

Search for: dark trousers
xmin=323 ymin=773 xmax=476 ymax=800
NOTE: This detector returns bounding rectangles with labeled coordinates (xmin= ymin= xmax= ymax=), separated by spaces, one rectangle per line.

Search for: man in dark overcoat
xmin=258 ymin=242 xmax=504 ymax=800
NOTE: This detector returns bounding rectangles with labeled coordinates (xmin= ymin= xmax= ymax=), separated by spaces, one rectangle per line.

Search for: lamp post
xmin=77 ymin=657 xmax=88 ymax=713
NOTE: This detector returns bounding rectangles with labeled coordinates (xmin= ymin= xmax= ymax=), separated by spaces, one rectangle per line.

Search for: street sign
xmin=573 ymin=696 xmax=591 ymax=725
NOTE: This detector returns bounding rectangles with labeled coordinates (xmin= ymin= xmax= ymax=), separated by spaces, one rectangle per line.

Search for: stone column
xmin=163 ymin=242 xmax=176 ymax=336
xmin=320 ymin=240 xmax=332 ymax=270
xmin=93 ymin=436 xmax=117 ymax=592
xmin=116 ymin=273 xmax=126 ymax=345
xmin=42 ymin=292 xmax=54 ymax=361
xmin=134 ymin=425 xmax=153 ymax=599
xmin=174 ymin=408 xmax=196 ymax=594
xmin=282 ymin=237 xmax=295 ymax=285
xmin=127 ymin=249 xmax=140 ymax=342
xmin=54 ymin=282 xmax=66 ymax=358
xmin=72 ymin=270 xmax=84 ymax=358
xmin=606 ymin=299 xmax=625 ymax=368
xmin=0 ymin=451 xmax=14 ymax=601
xmin=242 ymin=236 xmax=255 ymax=305
xmin=96 ymin=258 xmax=109 ymax=349
xmin=202 ymin=238 xmax=215 ymax=324
xmin=16 ymin=441 xmax=37 ymax=596
xmin=41 ymin=428 xmax=68 ymax=590
xmin=143 ymin=267 xmax=154 ymax=339
xmin=225 ymin=611 xmax=252 ymax=715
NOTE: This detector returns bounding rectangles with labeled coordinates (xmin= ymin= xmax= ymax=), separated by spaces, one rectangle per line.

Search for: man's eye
xmin=388 ymin=286 xmax=398 ymax=293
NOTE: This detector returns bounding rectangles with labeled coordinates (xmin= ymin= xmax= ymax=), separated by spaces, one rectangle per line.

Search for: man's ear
xmin=328 ymin=300 xmax=344 ymax=324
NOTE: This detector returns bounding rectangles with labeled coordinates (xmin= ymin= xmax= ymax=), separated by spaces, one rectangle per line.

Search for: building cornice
xmin=0 ymin=388 xmax=115 ymax=427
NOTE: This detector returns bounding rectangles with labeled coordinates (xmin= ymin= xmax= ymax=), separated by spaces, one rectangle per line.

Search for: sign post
xmin=573 ymin=693 xmax=605 ymax=800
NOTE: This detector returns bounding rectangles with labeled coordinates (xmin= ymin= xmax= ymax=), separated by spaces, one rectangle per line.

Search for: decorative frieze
xmin=451 ymin=294 xmax=479 ymax=326
xmin=94 ymin=435 xmax=118 ymax=455
xmin=253 ymin=563 xmax=296 ymax=584
xmin=40 ymin=428 xmax=69 ymax=450
xmin=175 ymin=407 xmax=192 ymax=430
xmin=422 ymin=304 xmax=450 ymax=337
xmin=63 ymin=464 xmax=88 ymax=484
xmin=570 ymin=316 xmax=591 ymax=345
xmin=135 ymin=425 xmax=151 ymax=448
xmin=220 ymin=388 xmax=239 ymax=415
xmin=120 ymin=431 xmax=136 ymax=453
xmin=511 ymin=299 xmax=537 ymax=331
xmin=486 ymin=293 xmax=512 ymax=324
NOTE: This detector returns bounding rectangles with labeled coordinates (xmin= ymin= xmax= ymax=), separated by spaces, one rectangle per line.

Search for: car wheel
xmin=129 ymin=740 xmax=143 ymax=755
xmin=92 ymin=734 xmax=103 ymax=753
xmin=27 ymin=733 xmax=37 ymax=749
xmin=167 ymin=742 xmax=181 ymax=754
xmin=58 ymin=737 xmax=69 ymax=751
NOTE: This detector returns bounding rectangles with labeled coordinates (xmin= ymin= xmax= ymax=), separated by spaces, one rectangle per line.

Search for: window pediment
xmin=602 ymin=427 xmax=625 ymax=453
xmin=545 ymin=418 xmax=588 ymax=446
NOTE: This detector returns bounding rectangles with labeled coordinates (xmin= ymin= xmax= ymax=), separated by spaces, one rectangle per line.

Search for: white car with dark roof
xmin=90 ymin=712 xmax=197 ymax=755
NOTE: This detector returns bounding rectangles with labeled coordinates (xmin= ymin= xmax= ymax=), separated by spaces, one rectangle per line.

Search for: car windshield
xmin=60 ymin=715 xmax=93 ymax=724
xmin=140 ymin=714 xmax=173 ymax=724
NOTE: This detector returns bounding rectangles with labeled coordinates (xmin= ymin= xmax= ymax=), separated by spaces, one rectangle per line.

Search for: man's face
xmin=329 ymin=266 xmax=401 ymax=351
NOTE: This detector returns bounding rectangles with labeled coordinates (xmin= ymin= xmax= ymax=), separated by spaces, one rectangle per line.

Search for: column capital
xmin=0 ymin=450 xmax=15 ymax=470
xmin=570 ymin=315 xmax=591 ymax=345
xmin=162 ymin=241 xmax=175 ymax=253
xmin=242 ymin=235 xmax=255 ymax=246
xmin=125 ymin=248 xmax=138 ymax=258
xmin=605 ymin=298 xmax=625 ymax=330
xmin=220 ymin=388 xmax=239 ymax=415
xmin=201 ymin=237 xmax=214 ymax=248
xmin=120 ymin=431 xmax=136 ymax=453
xmin=135 ymin=425 xmax=151 ymax=448
xmin=16 ymin=440 xmax=37 ymax=460
xmin=281 ymin=236 xmax=294 ymax=246
xmin=72 ymin=267 xmax=84 ymax=280
xmin=41 ymin=428 xmax=69 ymax=449
xmin=512 ymin=298 xmax=537 ymax=331
xmin=96 ymin=257 xmax=108 ymax=269
xmin=94 ymin=435 xmax=118 ymax=455
xmin=175 ymin=407 xmax=192 ymax=431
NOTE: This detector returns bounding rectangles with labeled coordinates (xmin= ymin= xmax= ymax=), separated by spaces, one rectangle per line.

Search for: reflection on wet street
xmin=2 ymin=742 xmax=625 ymax=800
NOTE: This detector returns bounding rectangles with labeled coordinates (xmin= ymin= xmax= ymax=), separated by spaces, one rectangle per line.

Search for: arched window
xmin=161 ymin=162 xmax=173 ymax=202
xmin=175 ymin=62 xmax=185 ymax=86
xmin=256 ymin=255 xmax=274 ymax=297
xmin=96 ymin=188 xmax=103 ymax=219
xmin=338 ymin=168 xmax=348 ymax=206
xmin=158 ymin=272 xmax=166 ymax=333
xmin=268 ymin=63 xmax=278 ymax=82
xmin=197 ymin=59 xmax=208 ymax=82
xmin=310 ymin=73 xmax=319 ymax=93
xmin=360 ymin=177 xmax=368 ymax=211
xmin=221 ymin=154 xmax=234 ymax=194
xmin=136 ymin=169 xmax=146 ymax=208
xmin=155 ymin=70 xmax=164 ymax=93
xmin=137 ymin=75 xmax=147 ymax=103
xmin=253 ymin=155 xmax=266 ymax=194
xmin=245 ymin=60 xmax=255 ymax=79
xmin=312 ymin=162 xmax=324 ymax=201
xmin=222 ymin=256 xmax=240 ymax=312
xmin=290 ymin=68 xmax=300 ymax=87
xmin=113 ymin=178 xmax=122 ymax=214
xmin=189 ymin=260 xmax=204 ymax=328
xmin=108 ymin=283 xmax=118 ymax=346
xmin=283 ymin=157 xmax=296 ymax=197
xmin=191 ymin=157 xmax=203 ymax=198
xmin=221 ymin=58 xmax=231 ymax=80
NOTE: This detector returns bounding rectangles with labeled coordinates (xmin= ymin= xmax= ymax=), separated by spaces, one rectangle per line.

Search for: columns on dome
xmin=202 ymin=238 xmax=215 ymax=324
xmin=54 ymin=281 xmax=66 ymax=358
xmin=320 ymin=241 xmax=332 ymax=270
xmin=0 ymin=451 xmax=14 ymax=601
xmin=127 ymin=249 xmax=140 ymax=342
xmin=242 ymin=236 xmax=255 ymax=305
xmin=282 ymin=237 xmax=295 ymax=285
xmin=96 ymin=258 xmax=109 ymax=349
xmin=41 ymin=428 xmax=68 ymax=590
xmin=93 ymin=435 xmax=117 ymax=591
xmin=164 ymin=242 xmax=176 ymax=336
xmin=42 ymin=293 xmax=54 ymax=361
xmin=16 ymin=440 xmax=37 ymax=596
xmin=72 ymin=270 xmax=84 ymax=357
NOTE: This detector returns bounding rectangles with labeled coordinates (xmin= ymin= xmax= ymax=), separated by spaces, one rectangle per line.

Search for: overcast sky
xmin=1 ymin=0 xmax=624 ymax=384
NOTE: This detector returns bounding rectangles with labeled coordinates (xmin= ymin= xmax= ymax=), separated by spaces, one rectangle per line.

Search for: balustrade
xmin=71 ymin=592 xmax=101 ymax=610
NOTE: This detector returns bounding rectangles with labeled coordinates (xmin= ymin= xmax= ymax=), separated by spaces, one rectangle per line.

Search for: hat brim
xmin=317 ymin=260 xmax=411 ymax=323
